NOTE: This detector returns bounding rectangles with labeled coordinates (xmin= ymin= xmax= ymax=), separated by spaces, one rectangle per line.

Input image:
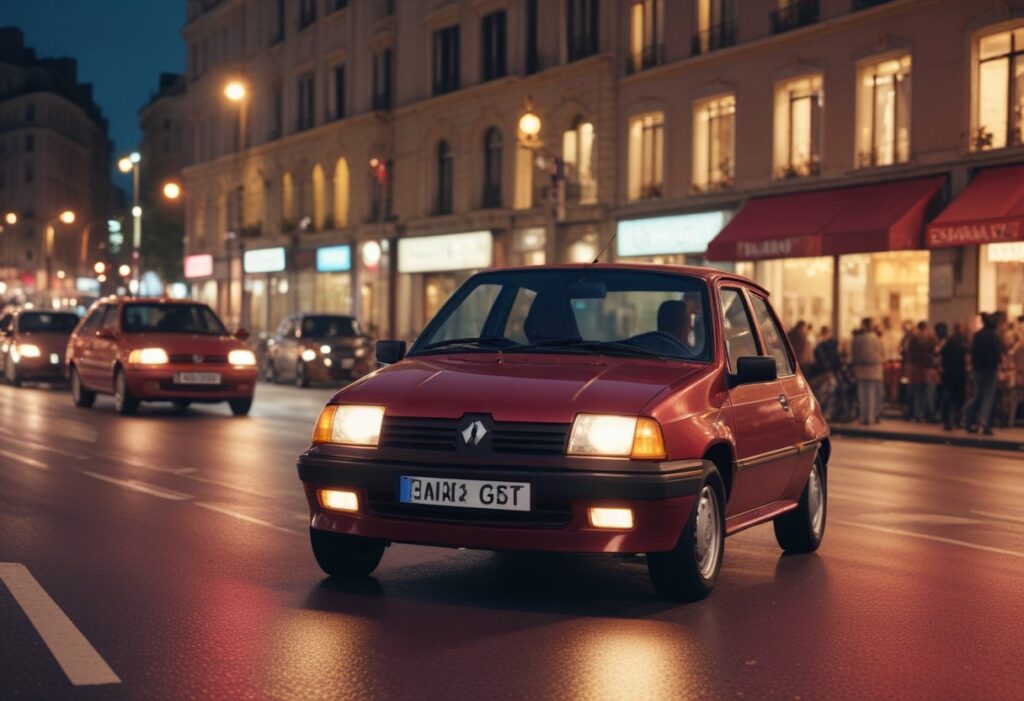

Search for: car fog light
xmin=50 ymin=353 xmax=60 ymax=365
xmin=589 ymin=507 xmax=634 ymax=530
xmin=324 ymin=358 xmax=333 ymax=367
xmin=319 ymin=489 xmax=359 ymax=513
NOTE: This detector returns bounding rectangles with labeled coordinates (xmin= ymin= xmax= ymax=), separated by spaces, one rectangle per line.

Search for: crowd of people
xmin=788 ymin=313 xmax=1024 ymax=436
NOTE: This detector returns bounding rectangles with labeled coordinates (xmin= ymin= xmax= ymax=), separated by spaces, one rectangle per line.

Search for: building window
xmin=24 ymin=134 xmax=34 ymax=152
xmin=370 ymin=160 xmax=393 ymax=220
xmin=282 ymin=172 xmax=295 ymax=224
xmin=483 ymin=127 xmax=503 ymax=208
xmin=627 ymin=112 xmax=664 ymax=201
xmin=436 ymin=140 xmax=453 ymax=215
xmin=628 ymin=0 xmax=664 ymax=74
xmin=25 ymin=161 xmax=34 ymax=183
xmin=481 ymin=11 xmax=507 ymax=82
xmin=526 ymin=0 xmax=539 ymax=74
xmin=334 ymin=158 xmax=350 ymax=227
xmin=299 ymin=0 xmax=317 ymax=29
xmin=856 ymin=54 xmax=911 ymax=168
xmin=433 ymin=26 xmax=460 ymax=96
xmin=693 ymin=0 xmax=737 ymax=55
xmin=333 ymin=64 xmax=346 ymax=120
xmin=974 ymin=27 xmax=1024 ymax=151
xmin=270 ymin=81 xmax=283 ymax=140
xmin=25 ymin=104 xmax=34 ymax=122
xmin=562 ymin=117 xmax=597 ymax=204
xmin=693 ymin=94 xmax=735 ymax=192
xmin=272 ymin=0 xmax=285 ymax=43
xmin=567 ymin=0 xmax=599 ymax=62
xmin=774 ymin=75 xmax=822 ymax=178
xmin=331 ymin=0 xmax=348 ymax=12
xmin=770 ymin=0 xmax=820 ymax=35
xmin=373 ymin=48 xmax=393 ymax=110
xmin=297 ymin=72 xmax=315 ymax=131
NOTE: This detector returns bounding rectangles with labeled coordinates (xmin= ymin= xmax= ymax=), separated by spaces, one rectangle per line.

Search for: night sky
xmin=1 ymin=0 xmax=185 ymax=188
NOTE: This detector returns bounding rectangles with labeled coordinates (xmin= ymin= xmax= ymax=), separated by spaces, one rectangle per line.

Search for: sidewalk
xmin=830 ymin=419 xmax=1024 ymax=452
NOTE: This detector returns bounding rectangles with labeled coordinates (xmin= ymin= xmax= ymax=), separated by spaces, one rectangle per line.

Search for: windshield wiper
xmin=508 ymin=338 xmax=666 ymax=359
xmin=414 ymin=337 xmax=516 ymax=354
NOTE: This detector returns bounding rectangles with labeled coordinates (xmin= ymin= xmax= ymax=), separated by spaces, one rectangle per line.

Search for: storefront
xmin=615 ymin=210 xmax=734 ymax=267
xmin=927 ymin=164 xmax=1024 ymax=320
xmin=314 ymin=244 xmax=354 ymax=314
xmin=243 ymin=246 xmax=288 ymax=333
xmin=396 ymin=230 xmax=493 ymax=337
xmin=184 ymin=254 xmax=217 ymax=311
xmin=708 ymin=176 xmax=945 ymax=340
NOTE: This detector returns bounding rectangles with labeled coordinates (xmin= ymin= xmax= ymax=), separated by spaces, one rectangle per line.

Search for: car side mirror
xmin=234 ymin=328 xmax=250 ymax=341
xmin=95 ymin=327 xmax=116 ymax=340
xmin=731 ymin=356 xmax=777 ymax=387
xmin=376 ymin=340 xmax=406 ymax=365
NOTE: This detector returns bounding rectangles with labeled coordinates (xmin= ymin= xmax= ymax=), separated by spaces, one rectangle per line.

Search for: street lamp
xmin=223 ymin=80 xmax=249 ymax=327
xmin=4 ymin=212 xmax=16 ymax=225
xmin=119 ymin=151 xmax=142 ymax=293
xmin=162 ymin=181 xmax=182 ymax=201
xmin=516 ymin=101 xmax=565 ymax=265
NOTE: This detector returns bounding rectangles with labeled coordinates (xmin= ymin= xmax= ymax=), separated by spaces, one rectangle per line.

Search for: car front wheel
xmin=70 ymin=367 xmax=95 ymax=408
xmin=310 ymin=528 xmax=387 ymax=579
xmin=773 ymin=456 xmax=826 ymax=554
xmin=113 ymin=369 xmax=138 ymax=416
xmin=647 ymin=471 xmax=725 ymax=602
xmin=228 ymin=397 xmax=253 ymax=416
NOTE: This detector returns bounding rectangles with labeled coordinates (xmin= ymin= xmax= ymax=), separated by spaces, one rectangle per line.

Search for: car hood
xmin=123 ymin=333 xmax=249 ymax=355
xmin=331 ymin=353 xmax=707 ymax=423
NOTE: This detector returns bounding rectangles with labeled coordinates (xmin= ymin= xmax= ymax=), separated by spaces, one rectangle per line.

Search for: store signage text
xmin=398 ymin=231 xmax=493 ymax=273
xmin=736 ymin=236 xmax=819 ymax=260
xmin=617 ymin=211 xmax=730 ymax=257
xmin=927 ymin=220 xmax=1023 ymax=248
xmin=316 ymin=245 xmax=352 ymax=272
xmin=184 ymin=254 xmax=214 ymax=279
xmin=243 ymin=247 xmax=287 ymax=274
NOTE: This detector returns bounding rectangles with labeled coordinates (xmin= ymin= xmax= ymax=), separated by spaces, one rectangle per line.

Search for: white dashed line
xmin=0 ymin=450 xmax=48 ymax=470
xmin=81 ymin=471 xmax=193 ymax=501
xmin=193 ymin=502 xmax=303 ymax=535
xmin=832 ymin=519 xmax=1024 ymax=560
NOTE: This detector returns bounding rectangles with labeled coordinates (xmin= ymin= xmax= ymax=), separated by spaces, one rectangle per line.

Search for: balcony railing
xmin=626 ymin=43 xmax=666 ymax=74
xmin=770 ymin=0 xmax=819 ymax=34
xmin=691 ymin=21 xmax=737 ymax=56
xmin=432 ymin=77 xmax=459 ymax=96
xmin=372 ymin=93 xmax=392 ymax=111
xmin=482 ymin=184 xmax=503 ymax=209
xmin=567 ymin=35 xmax=599 ymax=62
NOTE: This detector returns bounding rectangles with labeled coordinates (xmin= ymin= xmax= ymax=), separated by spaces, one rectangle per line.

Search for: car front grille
xmin=378 ymin=417 xmax=570 ymax=456
xmin=169 ymin=354 xmax=228 ymax=365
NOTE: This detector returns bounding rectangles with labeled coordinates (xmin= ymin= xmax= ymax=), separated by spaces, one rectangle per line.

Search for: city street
xmin=1 ymin=381 xmax=1021 ymax=699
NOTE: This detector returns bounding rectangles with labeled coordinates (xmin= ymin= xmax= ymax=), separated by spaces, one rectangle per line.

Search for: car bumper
xmin=126 ymin=365 xmax=258 ymax=401
xmin=297 ymin=454 xmax=707 ymax=553
xmin=305 ymin=357 xmax=372 ymax=381
xmin=12 ymin=356 xmax=65 ymax=380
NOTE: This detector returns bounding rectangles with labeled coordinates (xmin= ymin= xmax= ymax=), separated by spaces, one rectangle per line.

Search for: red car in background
xmin=66 ymin=298 xmax=258 ymax=416
xmin=1 ymin=309 xmax=80 ymax=386
xmin=298 ymin=265 xmax=830 ymax=601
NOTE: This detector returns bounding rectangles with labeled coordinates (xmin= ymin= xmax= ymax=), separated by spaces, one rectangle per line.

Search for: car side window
xmin=719 ymin=288 xmax=761 ymax=374
xmin=748 ymin=293 xmax=795 ymax=377
xmin=99 ymin=305 xmax=118 ymax=330
xmin=79 ymin=306 xmax=106 ymax=335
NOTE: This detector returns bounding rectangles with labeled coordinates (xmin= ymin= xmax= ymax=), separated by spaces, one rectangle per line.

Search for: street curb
xmin=830 ymin=425 xmax=1024 ymax=452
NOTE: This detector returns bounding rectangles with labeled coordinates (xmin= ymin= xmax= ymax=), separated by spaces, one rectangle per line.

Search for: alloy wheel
xmin=694 ymin=485 xmax=721 ymax=579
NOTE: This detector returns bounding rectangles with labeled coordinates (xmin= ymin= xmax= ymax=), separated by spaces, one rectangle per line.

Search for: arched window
xmin=312 ymin=163 xmax=326 ymax=230
xmin=333 ymin=158 xmax=350 ymax=227
xmin=483 ymin=127 xmax=503 ymax=208
xmin=436 ymin=140 xmax=453 ymax=214
xmin=281 ymin=171 xmax=295 ymax=224
xmin=562 ymin=116 xmax=597 ymax=203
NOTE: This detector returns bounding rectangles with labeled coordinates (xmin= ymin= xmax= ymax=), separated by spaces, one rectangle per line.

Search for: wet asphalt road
xmin=0 ymin=381 xmax=1022 ymax=700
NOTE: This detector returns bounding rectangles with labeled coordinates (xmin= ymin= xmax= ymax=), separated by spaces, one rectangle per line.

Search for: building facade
xmin=0 ymin=27 xmax=117 ymax=306
xmin=182 ymin=0 xmax=1024 ymax=341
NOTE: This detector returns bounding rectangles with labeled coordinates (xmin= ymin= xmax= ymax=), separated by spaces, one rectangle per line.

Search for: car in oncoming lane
xmin=297 ymin=264 xmax=830 ymax=601
xmin=1 ymin=309 xmax=80 ymax=386
xmin=66 ymin=297 xmax=258 ymax=416
xmin=264 ymin=313 xmax=373 ymax=387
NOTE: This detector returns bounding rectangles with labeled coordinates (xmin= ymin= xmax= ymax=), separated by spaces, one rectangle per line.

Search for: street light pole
xmin=224 ymin=79 xmax=248 ymax=328
xmin=43 ymin=210 xmax=76 ymax=307
xmin=118 ymin=151 xmax=142 ymax=295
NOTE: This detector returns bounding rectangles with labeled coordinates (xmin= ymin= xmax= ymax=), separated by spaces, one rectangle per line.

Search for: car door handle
xmin=778 ymin=394 xmax=790 ymax=411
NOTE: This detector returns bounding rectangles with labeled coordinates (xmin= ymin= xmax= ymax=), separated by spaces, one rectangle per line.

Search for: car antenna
xmin=588 ymin=227 xmax=618 ymax=266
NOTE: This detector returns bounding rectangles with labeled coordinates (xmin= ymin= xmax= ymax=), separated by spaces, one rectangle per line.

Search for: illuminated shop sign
xmin=616 ymin=211 xmax=731 ymax=257
xmin=398 ymin=231 xmax=493 ymax=273
xmin=183 ymin=254 xmax=214 ymax=279
xmin=243 ymin=247 xmax=287 ymax=274
xmin=316 ymin=245 xmax=352 ymax=273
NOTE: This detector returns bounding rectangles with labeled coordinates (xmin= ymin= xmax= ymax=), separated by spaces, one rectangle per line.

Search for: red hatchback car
xmin=67 ymin=297 xmax=258 ymax=416
xmin=298 ymin=265 xmax=829 ymax=601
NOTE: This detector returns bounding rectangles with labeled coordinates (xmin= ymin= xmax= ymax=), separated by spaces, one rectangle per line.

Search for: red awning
xmin=927 ymin=165 xmax=1024 ymax=248
xmin=706 ymin=176 xmax=946 ymax=261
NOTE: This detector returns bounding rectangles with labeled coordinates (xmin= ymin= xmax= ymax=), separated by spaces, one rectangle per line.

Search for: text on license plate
xmin=174 ymin=372 xmax=221 ymax=385
xmin=399 ymin=476 xmax=530 ymax=512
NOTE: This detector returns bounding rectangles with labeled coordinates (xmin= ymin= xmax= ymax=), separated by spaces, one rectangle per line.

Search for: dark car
xmin=1 ymin=309 xmax=80 ymax=386
xmin=264 ymin=313 xmax=373 ymax=387
xmin=297 ymin=264 xmax=830 ymax=601
xmin=66 ymin=297 xmax=258 ymax=415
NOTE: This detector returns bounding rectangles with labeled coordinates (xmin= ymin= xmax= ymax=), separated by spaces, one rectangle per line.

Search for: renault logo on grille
xmin=192 ymin=354 xmax=203 ymax=364
xmin=461 ymin=420 xmax=487 ymax=446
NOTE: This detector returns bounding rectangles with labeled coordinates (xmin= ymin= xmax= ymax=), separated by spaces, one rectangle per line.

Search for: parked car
xmin=264 ymin=313 xmax=373 ymax=387
xmin=1 ymin=309 xmax=80 ymax=386
xmin=297 ymin=264 xmax=830 ymax=601
xmin=66 ymin=297 xmax=258 ymax=416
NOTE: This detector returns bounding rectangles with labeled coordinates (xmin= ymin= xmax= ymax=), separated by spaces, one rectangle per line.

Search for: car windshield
xmin=301 ymin=315 xmax=360 ymax=338
xmin=18 ymin=312 xmax=80 ymax=334
xmin=411 ymin=269 xmax=712 ymax=361
xmin=121 ymin=303 xmax=227 ymax=335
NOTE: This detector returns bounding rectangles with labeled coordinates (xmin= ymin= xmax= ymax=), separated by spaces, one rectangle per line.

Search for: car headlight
xmin=228 ymin=349 xmax=256 ymax=366
xmin=301 ymin=348 xmax=317 ymax=362
xmin=15 ymin=343 xmax=41 ymax=360
xmin=567 ymin=414 xmax=667 ymax=460
xmin=313 ymin=405 xmax=386 ymax=447
xmin=319 ymin=344 xmax=332 ymax=354
xmin=128 ymin=347 xmax=169 ymax=365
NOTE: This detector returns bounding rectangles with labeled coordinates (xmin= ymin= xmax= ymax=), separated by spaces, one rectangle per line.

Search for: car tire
xmin=773 ymin=456 xmax=826 ymax=554
xmin=295 ymin=361 xmax=309 ymax=388
xmin=228 ymin=397 xmax=253 ymax=416
xmin=70 ymin=367 xmax=95 ymax=408
xmin=172 ymin=400 xmax=191 ymax=413
xmin=647 ymin=469 xmax=725 ymax=602
xmin=310 ymin=528 xmax=387 ymax=579
xmin=113 ymin=368 xmax=138 ymax=416
xmin=4 ymin=355 xmax=20 ymax=387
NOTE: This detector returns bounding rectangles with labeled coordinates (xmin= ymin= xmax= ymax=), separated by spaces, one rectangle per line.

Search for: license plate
xmin=399 ymin=476 xmax=530 ymax=512
xmin=174 ymin=372 xmax=221 ymax=385
xmin=340 ymin=359 xmax=355 ymax=369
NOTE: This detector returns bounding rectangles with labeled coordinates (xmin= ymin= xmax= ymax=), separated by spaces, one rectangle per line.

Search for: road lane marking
xmin=0 ymin=437 xmax=86 ymax=460
xmin=832 ymin=519 xmax=1024 ymax=560
xmin=971 ymin=510 xmax=1024 ymax=526
xmin=0 ymin=450 xmax=48 ymax=470
xmin=0 ymin=563 xmax=120 ymax=686
xmin=81 ymin=471 xmax=193 ymax=501
xmin=194 ymin=502 xmax=303 ymax=535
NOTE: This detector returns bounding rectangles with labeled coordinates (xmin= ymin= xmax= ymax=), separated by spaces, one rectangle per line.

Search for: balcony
xmin=626 ymin=44 xmax=665 ymax=74
xmin=771 ymin=0 xmax=819 ymax=34
xmin=691 ymin=22 xmax=737 ymax=56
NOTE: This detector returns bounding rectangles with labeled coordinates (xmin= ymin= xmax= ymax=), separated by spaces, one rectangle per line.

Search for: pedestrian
xmin=880 ymin=317 xmax=902 ymax=405
xmin=939 ymin=323 xmax=968 ymax=431
xmin=898 ymin=320 xmax=915 ymax=419
xmin=906 ymin=321 xmax=938 ymax=422
xmin=963 ymin=312 xmax=1006 ymax=435
xmin=788 ymin=320 xmax=812 ymax=369
xmin=851 ymin=317 xmax=884 ymax=425
xmin=811 ymin=326 xmax=841 ymax=419
xmin=1013 ymin=323 xmax=1024 ymax=427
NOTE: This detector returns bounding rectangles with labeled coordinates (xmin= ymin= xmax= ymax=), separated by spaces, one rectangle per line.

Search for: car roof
xmin=93 ymin=296 xmax=210 ymax=306
xmin=476 ymin=263 xmax=771 ymax=296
